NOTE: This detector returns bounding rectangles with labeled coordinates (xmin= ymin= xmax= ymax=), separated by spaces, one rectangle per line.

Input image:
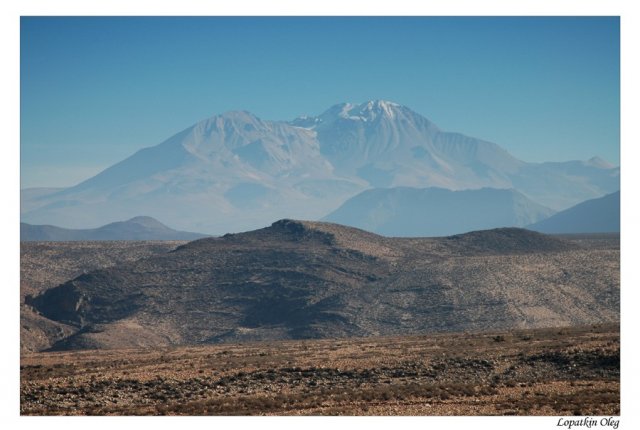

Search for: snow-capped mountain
xmin=291 ymin=100 xmax=617 ymax=205
xmin=21 ymin=101 xmax=619 ymax=234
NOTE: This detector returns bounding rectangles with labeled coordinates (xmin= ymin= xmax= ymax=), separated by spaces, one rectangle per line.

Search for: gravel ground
xmin=21 ymin=324 xmax=619 ymax=416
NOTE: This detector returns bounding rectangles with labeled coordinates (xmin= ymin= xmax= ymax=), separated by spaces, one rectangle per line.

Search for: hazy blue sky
xmin=21 ymin=16 xmax=620 ymax=188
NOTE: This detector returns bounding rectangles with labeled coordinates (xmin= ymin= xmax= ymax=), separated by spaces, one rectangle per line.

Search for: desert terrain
xmin=20 ymin=223 xmax=619 ymax=415
xmin=22 ymin=221 xmax=619 ymax=351
xmin=21 ymin=324 xmax=619 ymax=416
xmin=20 ymin=240 xmax=187 ymax=352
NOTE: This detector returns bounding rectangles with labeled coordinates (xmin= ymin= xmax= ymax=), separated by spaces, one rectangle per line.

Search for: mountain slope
xmin=21 ymin=101 xmax=619 ymax=234
xmin=21 ymin=216 xmax=208 ymax=241
xmin=26 ymin=220 xmax=619 ymax=350
xmin=21 ymin=240 xmax=188 ymax=353
xmin=293 ymin=100 xmax=618 ymax=207
xmin=21 ymin=110 xmax=365 ymax=233
xmin=528 ymin=191 xmax=620 ymax=234
xmin=323 ymin=187 xmax=555 ymax=237
xmin=294 ymin=101 xmax=522 ymax=189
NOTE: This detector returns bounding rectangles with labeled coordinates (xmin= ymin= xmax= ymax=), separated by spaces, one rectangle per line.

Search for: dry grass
xmin=21 ymin=323 xmax=619 ymax=416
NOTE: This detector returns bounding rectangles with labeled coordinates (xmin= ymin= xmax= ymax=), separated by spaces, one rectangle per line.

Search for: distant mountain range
xmin=528 ymin=191 xmax=620 ymax=234
xmin=25 ymin=219 xmax=619 ymax=350
xmin=21 ymin=100 xmax=619 ymax=234
xmin=324 ymin=187 xmax=555 ymax=237
xmin=21 ymin=216 xmax=207 ymax=241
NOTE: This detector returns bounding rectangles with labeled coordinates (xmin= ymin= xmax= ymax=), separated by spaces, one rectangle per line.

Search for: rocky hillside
xmin=25 ymin=220 xmax=619 ymax=351
xmin=21 ymin=240 xmax=187 ymax=353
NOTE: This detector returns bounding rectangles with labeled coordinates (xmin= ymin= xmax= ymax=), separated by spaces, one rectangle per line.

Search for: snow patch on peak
xmin=303 ymin=100 xmax=408 ymax=126
xmin=289 ymin=115 xmax=324 ymax=129
xmin=586 ymin=156 xmax=614 ymax=169
xmin=371 ymin=100 xmax=399 ymax=118
xmin=366 ymin=100 xmax=400 ymax=110
xmin=342 ymin=100 xmax=401 ymax=121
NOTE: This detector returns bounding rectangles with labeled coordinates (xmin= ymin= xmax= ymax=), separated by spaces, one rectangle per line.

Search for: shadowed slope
xmin=323 ymin=187 xmax=555 ymax=237
xmin=528 ymin=191 xmax=620 ymax=234
xmin=26 ymin=220 xmax=618 ymax=350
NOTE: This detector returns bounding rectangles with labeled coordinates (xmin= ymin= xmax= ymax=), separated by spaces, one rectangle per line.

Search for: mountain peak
xmin=353 ymin=100 xmax=401 ymax=119
xmin=21 ymin=101 xmax=620 ymax=234
xmin=21 ymin=216 xmax=208 ymax=241
xmin=125 ymin=216 xmax=168 ymax=229
xmin=586 ymin=156 xmax=614 ymax=169
xmin=290 ymin=100 xmax=428 ymax=131
xmin=333 ymin=100 xmax=402 ymax=122
xmin=363 ymin=99 xmax=400 ymax=109
xmin=203 ymin=109 xmax=263 ymax=125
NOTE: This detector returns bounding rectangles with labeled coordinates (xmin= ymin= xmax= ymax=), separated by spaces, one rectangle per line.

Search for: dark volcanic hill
xmin=21 ymin=216 xmax=207 ymax=241
xmin=528 ymin=191 xmax=620 ymax=234
xmin=26 ymin=220 xmax=619 ymax=351
xmin=323 ymin=187 xmax=555 ymax=237
xmin=20 ymin=240 xmax=189 ymax=353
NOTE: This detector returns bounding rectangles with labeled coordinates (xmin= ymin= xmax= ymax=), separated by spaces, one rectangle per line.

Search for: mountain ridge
xmin=528 ymin=191 xmax=620 ymax=234
xmin=21 ymin=216 xmax=207 ymax=241
xmin=21 ymin=100 xmax=619 ymax=234
xmin=323 ymin=186 xmax=556 ymax=237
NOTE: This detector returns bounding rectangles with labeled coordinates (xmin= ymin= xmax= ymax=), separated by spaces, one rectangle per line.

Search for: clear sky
xmin=20 ymin=16 xmax=620 ymax=188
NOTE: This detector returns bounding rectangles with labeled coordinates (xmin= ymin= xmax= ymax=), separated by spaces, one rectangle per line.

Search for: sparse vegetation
xmin=21 ymin=240 xmax=186 ymax=353
xmin=21 ymin=324 xmax=619 ymax=416
xmin=19 ymin=229 xmax=619 ymax=415
xmin=21 ymin=225 xmax=619 ymax=351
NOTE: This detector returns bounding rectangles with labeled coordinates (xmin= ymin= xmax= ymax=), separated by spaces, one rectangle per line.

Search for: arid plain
xmin=21 ymin=324 xmax=618 ymax=415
